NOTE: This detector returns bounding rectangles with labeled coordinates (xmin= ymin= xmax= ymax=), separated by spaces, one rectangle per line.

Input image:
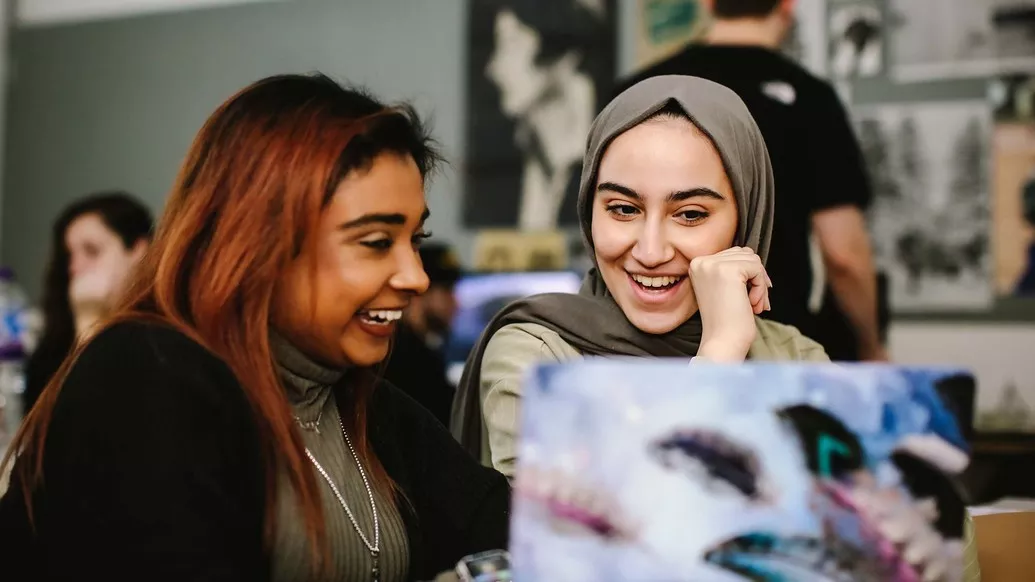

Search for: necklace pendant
xmin=371 ymin=551 xmax=380 ymax=582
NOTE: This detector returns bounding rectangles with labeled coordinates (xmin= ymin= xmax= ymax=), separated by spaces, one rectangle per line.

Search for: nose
xmin=392 ymin=248 xmax=431 ymax=295
xmin=68 ymin=253 xmax=86 ymax=278
xmin=630 ymin=220 xmax=674 ymax=268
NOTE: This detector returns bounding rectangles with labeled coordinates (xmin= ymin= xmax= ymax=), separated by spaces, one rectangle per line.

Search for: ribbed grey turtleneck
xmin=269 ymin=332 xmax=409 ymax=582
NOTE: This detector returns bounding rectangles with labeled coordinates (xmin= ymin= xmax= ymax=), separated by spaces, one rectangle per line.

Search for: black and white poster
xmin=465 ymin=0 xmax=617 ymax=230
xmin=890 ymin=0 xmax=1035 ymax=82
xmin=828 ymin=1 xmax=884 ymax=79
xmin=854 ymin=101 xmax=993 ymax=311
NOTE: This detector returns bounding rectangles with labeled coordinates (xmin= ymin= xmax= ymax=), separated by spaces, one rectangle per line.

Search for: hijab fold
xmin=449 ymin=76 xmax=775 ymax=457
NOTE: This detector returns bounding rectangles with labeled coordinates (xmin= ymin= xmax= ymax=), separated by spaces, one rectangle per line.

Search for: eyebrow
xmin=338 ymin=207 xmax=431 ymax=230
xmin=597 ymin=181 xmax=725 ymax=203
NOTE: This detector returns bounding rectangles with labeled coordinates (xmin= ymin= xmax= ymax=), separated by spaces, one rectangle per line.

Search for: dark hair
xmin=494 ymin=0 xmax=612 ymax=69
xmin=24 ymin=192 xmax=153 ymax=411
xmin=6 ymin=72 xmax=440 ymax=572
xmin=650 ymin=99 xmax=694 ymax=123
xmin=712 ymin=0 xmax=782 ymax=19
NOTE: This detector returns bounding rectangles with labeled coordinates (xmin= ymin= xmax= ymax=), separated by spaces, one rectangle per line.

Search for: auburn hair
xmin=3 ymin=73 xmax=440 ymax=565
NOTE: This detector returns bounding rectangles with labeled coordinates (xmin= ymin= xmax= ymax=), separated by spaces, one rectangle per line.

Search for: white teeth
xmin=362 ymin=309 xmax=402 ymax=323
xmin=631 ymin=274 xmax=682 ymax=288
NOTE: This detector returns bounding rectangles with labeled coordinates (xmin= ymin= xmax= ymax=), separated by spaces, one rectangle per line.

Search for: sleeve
xmin=36 ymin=331 xmax=265 ymax=581
xmin=752 ymin=319 xmax=830 ymax=363
xmin=795 ymin=334 xmax=831 ymax=363
xmin=479 ymin=325 xmax=567 ymax=479
xmin=806 ymin=83 xmax=873 ymax=213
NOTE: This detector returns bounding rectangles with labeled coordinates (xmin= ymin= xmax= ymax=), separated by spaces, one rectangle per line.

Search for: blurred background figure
xmin=22 ymin=192 xmax=152 ymax=414
xmin=384 ymin=243 xmax=462 ymax=426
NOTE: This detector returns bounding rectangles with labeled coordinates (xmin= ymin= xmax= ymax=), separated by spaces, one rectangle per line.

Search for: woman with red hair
xmin=0 ymin=73 xmax=509 ymax=581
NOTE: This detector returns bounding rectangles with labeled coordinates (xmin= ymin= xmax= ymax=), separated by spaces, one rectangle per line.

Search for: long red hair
xmin=3 ymin=73 xmax=440 ymax=564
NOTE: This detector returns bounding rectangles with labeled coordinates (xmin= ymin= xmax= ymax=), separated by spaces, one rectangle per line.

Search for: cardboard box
xmin=973 ymin=510 xmax=1035 ymax=581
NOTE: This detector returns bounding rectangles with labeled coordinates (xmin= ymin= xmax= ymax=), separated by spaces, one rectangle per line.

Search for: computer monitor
xmin=444 ymin=270 xmax=583 ymax=385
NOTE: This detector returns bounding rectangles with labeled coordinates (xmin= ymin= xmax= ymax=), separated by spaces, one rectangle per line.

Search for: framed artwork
xmin=853 ymin=100 xmax=993 ymax=311
xmin=889 ymin=0 xmax=1035 ymax=82
xmin=991 ymin=121 xmax=1035 ymax=297
xmin=634 ymin=0 xmax=708 ymax=69
xmin=465 ymin=0 xmax=617 ymax=230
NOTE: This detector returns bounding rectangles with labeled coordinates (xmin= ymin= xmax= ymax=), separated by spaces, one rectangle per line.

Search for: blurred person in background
xmin=383 ymin=243 xmax=460 ymax=426
xmin=613 ymin=0 xmax=886 ymax=361
xmin=22 ymin=192 xmax=152 ymax=414
xmin=0 ymin=73 xmax=508 ymax=582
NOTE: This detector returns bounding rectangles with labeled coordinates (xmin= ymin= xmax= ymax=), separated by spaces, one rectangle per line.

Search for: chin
xmin=341 ymin=345 xmax=390 ymax=368
xmin=624 ymin=310 xmax=689 ymax=335
xmin=339 ymin=336 xmax=391 ymax=368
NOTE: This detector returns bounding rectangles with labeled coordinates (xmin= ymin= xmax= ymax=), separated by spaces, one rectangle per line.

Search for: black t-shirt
xmin=613 ymin=45 xmax=872 ymax=338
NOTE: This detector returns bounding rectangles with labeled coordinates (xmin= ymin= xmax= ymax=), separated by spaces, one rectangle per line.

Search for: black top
xmin=0 ymin=322 xmax=509 ymax=581
xmin=382 ymin=323 xmax=455 ymax=427
xmin=614 ymin=45 xmax=872 ymax=341
xmin=21 ymin=342 xmax=66 ymax=414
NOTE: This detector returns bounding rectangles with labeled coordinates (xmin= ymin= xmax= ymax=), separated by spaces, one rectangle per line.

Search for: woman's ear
xmin=129 ymin=239 xmax=149 ymax=263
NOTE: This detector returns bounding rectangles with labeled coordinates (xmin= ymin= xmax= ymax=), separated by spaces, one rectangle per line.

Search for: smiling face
xmin=591 ymin=115 xmax=739 ymax=334
xmin=271 ymin=153 xmax=431 ymax=368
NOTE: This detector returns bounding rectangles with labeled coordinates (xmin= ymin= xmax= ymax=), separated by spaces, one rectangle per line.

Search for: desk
xmin=962 ymin=434 xmax=1035 ymax=503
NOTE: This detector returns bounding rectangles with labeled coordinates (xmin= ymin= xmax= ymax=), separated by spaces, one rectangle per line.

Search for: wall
xmin=0 ymin=0 xmax=8 ymax=250
xmin=16 ymin=0 xmax=277 ymax=26
xmin=0 ymin=0 xmax=472 ymax=299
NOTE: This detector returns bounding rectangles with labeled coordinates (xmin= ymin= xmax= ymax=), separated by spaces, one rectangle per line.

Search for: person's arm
xmin=480 ymin=324 xmax=574 ymax=478
xmin=806 ymin=83 xmax=886 ymax=361
xmin=34 ymin=325 xmax=266 ymax=581
xmin=812 ymin=206 xmax=886 ymax=360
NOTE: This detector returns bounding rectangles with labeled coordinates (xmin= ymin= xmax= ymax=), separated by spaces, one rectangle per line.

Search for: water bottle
xmin=0 ymin=266 xmax=28 ymax=454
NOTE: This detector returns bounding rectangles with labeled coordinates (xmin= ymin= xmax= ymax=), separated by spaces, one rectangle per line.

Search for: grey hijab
xmin=450 ymin=75 xmax=775 ymax=456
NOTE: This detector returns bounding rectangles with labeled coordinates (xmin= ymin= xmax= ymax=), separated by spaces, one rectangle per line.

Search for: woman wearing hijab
xmin=451 ymin=75 xmax=828 ymax=479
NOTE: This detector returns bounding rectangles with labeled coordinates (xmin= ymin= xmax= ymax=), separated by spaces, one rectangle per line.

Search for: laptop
xmin=511 ymin=361 xmax=971 ymax=581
